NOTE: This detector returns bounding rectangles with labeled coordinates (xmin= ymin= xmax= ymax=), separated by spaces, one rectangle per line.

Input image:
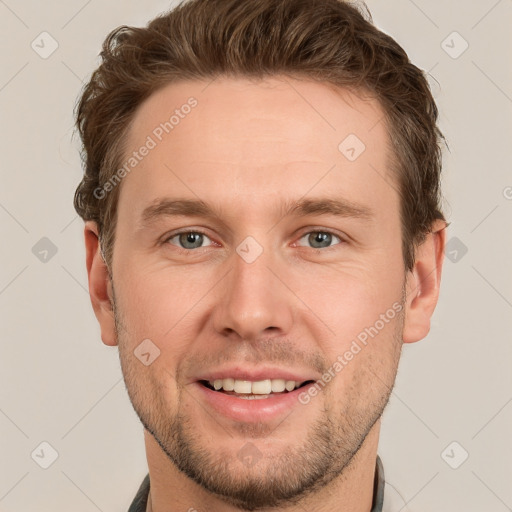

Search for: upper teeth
xmin=208 ymin=378 xmax=304 ymax=394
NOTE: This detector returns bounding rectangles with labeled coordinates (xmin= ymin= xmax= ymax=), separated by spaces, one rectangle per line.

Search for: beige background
xmin=1 ymin=0 xmax=511 ymax=510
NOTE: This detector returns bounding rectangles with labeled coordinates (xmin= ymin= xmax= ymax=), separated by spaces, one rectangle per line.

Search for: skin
xmin=84 ymin=76 xmax=446 ymax=511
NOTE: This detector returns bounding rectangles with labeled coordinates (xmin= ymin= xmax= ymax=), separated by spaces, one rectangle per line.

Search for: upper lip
xmin=192 ymin=366 xmax=320 ymax=384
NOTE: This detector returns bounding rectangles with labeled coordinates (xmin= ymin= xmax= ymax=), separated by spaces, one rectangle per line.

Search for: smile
xmin=202 ymin=378 xmax=313 ymax=397
xmin=195 ymin=378 xmax=317 ymax=422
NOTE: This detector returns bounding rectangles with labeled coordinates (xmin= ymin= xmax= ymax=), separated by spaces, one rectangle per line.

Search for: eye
xmin=296 ymin=230 xmax=343 ymax=249
xmin=166 ymin=231 xmax=214 ymax=250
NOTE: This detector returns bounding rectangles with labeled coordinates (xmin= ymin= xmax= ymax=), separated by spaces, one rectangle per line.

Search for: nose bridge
xmin=212 ymin=237 xmax=293 ymax=340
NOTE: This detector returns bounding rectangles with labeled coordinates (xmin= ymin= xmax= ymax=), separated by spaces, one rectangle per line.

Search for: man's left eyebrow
xmin=282 ymin=197 xmax=374 ymax=221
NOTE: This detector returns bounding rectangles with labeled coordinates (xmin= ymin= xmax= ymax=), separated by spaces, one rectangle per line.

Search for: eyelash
xmin=162 ymin=228 xmax=346 ymax=254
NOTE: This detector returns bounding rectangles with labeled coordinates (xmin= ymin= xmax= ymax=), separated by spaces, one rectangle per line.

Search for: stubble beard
xmin=112 ymin=283 xmax=404 ymax=510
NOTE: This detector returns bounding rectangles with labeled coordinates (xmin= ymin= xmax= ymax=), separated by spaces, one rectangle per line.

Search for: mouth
xmin=194 ymin=377 xmax=317 ymax=422
xmin=198 ymin=378 xmax=315 ymax=399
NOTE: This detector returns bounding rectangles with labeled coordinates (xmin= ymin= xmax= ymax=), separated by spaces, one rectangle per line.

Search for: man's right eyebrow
xmin=140 ymin=199 xmax=218 ymax=226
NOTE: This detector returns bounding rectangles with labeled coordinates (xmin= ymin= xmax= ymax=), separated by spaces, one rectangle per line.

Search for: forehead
xmin=118 ymin=76 xmax=397 ymax=224
xmin=125 ymin=75 xmax=387 ymax=159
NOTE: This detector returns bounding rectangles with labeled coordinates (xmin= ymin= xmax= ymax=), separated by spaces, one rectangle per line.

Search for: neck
xmin=144 ymin=421 xmax=381 ymax=512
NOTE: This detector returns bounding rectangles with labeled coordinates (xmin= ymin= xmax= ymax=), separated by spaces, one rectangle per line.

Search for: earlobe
xmin=402 ymin=219 xmax=447 ymax=344
xmin=84 ymin=221 xmax=118 ymax=346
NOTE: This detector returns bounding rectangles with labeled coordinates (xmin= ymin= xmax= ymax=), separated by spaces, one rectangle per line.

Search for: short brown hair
xmin=73 ymin=0 xmax=446 ymax=272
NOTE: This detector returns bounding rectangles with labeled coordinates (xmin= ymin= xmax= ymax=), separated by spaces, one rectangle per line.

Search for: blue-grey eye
xmin=298 ymin=231 xmax=342 ymax=249
xmin=168 ymin=232 xmax=213 ymax=249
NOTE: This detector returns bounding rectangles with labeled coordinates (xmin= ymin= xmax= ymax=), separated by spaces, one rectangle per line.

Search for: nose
xmin=211 ymin=242 xmax=294 ymax=342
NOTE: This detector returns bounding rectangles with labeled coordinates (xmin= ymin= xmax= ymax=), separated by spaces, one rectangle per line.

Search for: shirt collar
xmin=372 ymin=455 xmax=385 ymax=512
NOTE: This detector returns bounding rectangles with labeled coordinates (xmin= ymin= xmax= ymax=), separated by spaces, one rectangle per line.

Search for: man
xmin=74 ymin=0 xmax=447 ymax=510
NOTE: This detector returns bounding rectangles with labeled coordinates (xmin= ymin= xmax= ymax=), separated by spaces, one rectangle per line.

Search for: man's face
xmin=110 ymin=77 xmax=406 ymax=508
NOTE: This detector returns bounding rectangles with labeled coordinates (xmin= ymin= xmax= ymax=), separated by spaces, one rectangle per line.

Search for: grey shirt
xmin=127 ymin=455 xmax=386 ymax=512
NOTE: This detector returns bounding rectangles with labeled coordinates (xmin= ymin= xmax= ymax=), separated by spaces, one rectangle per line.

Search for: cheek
xmin=319 ymin=308 xmax=403 ymax=417
xmin=114 ymin=267 xmax=206 ymax=366
xmin=292 ymin=265 xmax=404 ymax=403
xmin=293 ymin=262 xmax=403 ymax=341
xmin=114 ymin=276 xmax=185 ymax=406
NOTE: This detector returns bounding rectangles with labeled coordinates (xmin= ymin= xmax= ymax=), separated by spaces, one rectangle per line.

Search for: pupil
xmin=310 ymin=232 xmax=331 ymax=248
xmin=180 ymin=232 xmax=202 ymax=249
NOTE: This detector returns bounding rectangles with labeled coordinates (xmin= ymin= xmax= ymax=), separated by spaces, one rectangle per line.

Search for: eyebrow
xmin=284 ymin=197 xmax=373 ymax=220
xmin=139 ymin=196 xmax=374 ymax=228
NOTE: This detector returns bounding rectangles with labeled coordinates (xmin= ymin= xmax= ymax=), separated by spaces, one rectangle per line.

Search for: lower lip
xmin=193 ymin=382 xmax=311 ymax=423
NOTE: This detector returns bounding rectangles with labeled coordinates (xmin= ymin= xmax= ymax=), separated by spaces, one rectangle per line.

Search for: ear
xmin=84 ymin=221 xmax=117 ymax=346
xmin=402 ymin=219 xmax=447 ymax=344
